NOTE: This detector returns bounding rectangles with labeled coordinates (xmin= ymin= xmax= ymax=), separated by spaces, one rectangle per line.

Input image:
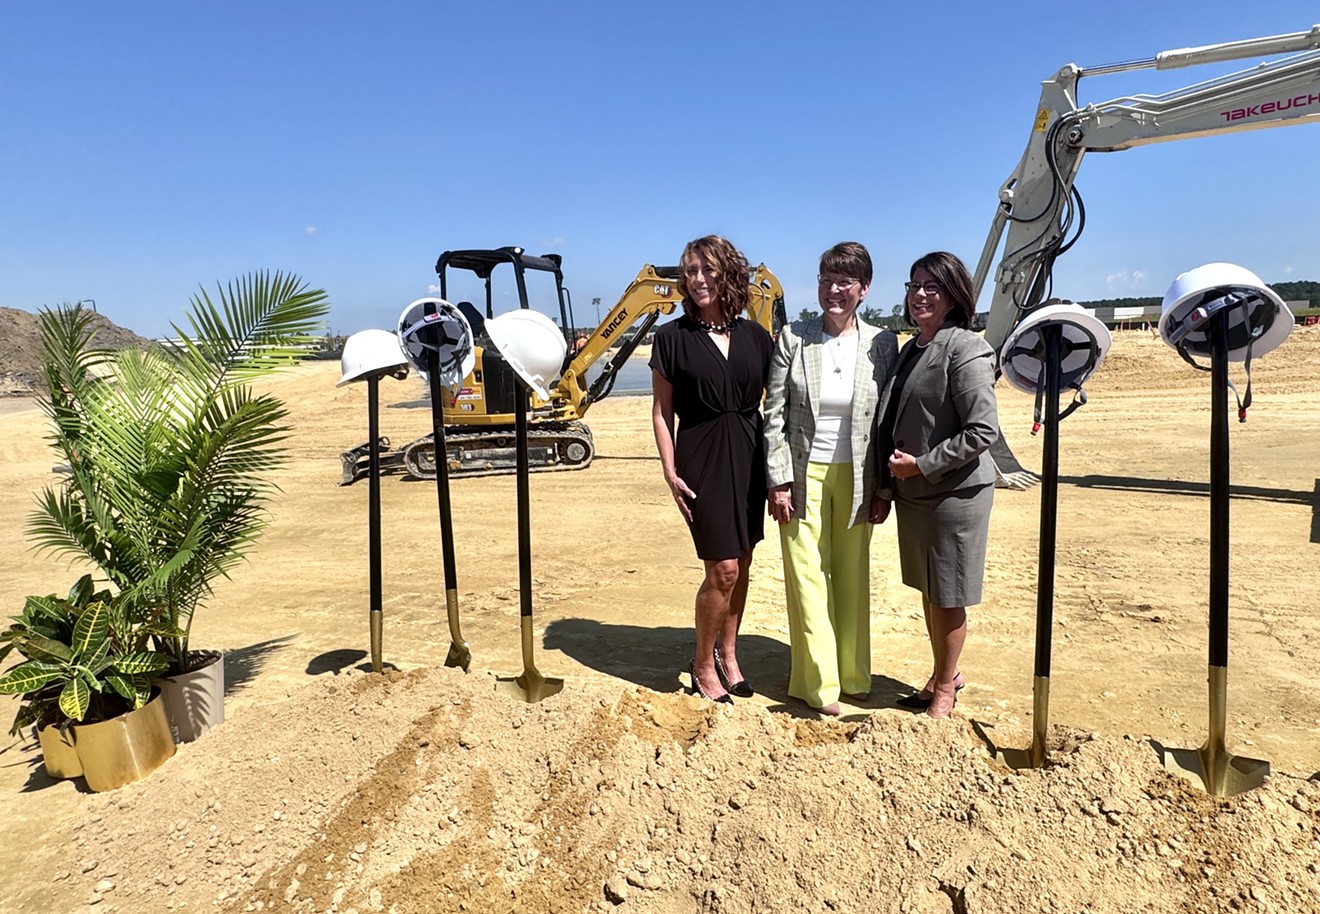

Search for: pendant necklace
xmin=825 ymin=335 xmax=845 ymax=374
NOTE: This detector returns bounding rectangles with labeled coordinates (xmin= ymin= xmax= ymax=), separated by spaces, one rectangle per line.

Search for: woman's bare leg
xmin=694 ymin=557 xmax=742 ymax=698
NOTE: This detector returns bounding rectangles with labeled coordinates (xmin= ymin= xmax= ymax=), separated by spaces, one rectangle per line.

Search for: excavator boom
xmin=975 ymin=24 xmax=1320 ymax=489
xmin=978 ymin=23 xmax=1320 ymax=354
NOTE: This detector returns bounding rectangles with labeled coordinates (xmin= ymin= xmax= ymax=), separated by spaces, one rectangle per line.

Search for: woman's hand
xmin=888 ymin=448 xmax=922 ymax=481
xmin=768 ymin=483 xmax=793 ymax=524
xmin=868 ymin=495 xmax=891 ymax=524
xmin=666 ymin=474 xmax=697 ymax=522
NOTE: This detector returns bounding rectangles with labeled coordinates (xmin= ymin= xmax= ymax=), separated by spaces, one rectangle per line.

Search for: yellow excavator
xmin=340 ymin=246 xmax=785 ymax=482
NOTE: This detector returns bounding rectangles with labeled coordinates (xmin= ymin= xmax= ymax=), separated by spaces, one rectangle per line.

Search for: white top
xmin=810 ymin=331 xmax=858 ymax=463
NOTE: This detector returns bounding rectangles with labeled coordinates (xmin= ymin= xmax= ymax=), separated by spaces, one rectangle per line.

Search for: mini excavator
xmin=341 ymin=246 xmax=785 ymax=483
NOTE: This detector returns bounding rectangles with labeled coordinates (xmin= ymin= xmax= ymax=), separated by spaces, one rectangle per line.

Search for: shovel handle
xmin=1209 ymin=307 xmax=1230 ymax=669
xmin=515 ymin=382 xmax=534 ymax=621
xmin=426 ymin=346 xmax=460 ymax=591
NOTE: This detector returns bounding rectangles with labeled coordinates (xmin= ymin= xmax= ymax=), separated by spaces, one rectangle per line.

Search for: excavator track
xmin=400 ymin=421 xmax=595 ymax=480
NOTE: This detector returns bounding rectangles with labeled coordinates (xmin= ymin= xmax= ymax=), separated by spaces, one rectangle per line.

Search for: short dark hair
xmin=907 ymin=251 xmax=976 ymax=329
xmin=819 ymin=241 xmax=872 ymax=286
xmin=678 ymin=235 xmax=751 ymax=324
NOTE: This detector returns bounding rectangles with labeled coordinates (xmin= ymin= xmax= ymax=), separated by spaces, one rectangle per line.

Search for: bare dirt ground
xmin=1 ymin=328 xmax=1318 ymax=914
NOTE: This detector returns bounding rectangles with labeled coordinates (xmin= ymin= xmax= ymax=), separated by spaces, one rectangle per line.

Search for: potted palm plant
xmin=26 ymin=273 xmax=329 ymax=742
xmin=0 ymin=575 xmax=176 ymax=789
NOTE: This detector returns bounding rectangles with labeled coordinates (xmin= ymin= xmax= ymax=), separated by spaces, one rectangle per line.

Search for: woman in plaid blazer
xmin=763 ymin=242 xmax=900 ymax=715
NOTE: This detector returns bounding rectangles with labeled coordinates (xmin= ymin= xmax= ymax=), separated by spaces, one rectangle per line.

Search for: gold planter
xmin=37 ymin=724 xmax=82 ymax=779
xmin=71 ymin=693 xmax=176 ymax=792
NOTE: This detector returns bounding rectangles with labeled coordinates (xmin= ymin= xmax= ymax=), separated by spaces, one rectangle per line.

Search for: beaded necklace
xmin=694 ymin=315 xmax=738 ymax=335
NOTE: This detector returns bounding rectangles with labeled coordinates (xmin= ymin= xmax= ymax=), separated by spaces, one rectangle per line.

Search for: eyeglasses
xmin=817 ymin=276 xmax=861 ymax=291
xmin=904 ymin=281 xmax=942 ymax=296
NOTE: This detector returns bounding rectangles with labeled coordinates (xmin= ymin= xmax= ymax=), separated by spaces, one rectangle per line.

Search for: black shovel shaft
xmin=1209 ymin=307 xmax=1230 ymax=669
xmin=427 ymin=352 xmax=460 ymax=589
xmin=367 ymin=376 xmax=384 ymax=615
xmin=515 ymin=385 xmax=534 ymax=621
xmin=1034 ymin=325 xmax=1062 ymax=679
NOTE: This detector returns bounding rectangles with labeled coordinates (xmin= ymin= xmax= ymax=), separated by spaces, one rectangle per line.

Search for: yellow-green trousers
xmin=779 ymin=461 xmax=873 ymax=708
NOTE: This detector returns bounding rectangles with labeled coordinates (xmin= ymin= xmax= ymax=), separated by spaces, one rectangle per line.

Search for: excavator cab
xmin=431 ymin=247 xmax=577 ymax=423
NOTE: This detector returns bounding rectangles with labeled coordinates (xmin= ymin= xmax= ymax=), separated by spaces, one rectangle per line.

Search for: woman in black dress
xmin=650 ymin=235 xmax=774 ymax=703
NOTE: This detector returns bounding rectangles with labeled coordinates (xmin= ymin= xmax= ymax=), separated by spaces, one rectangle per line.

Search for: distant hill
xmin=0 ymin=307 xmax=152 ymax=397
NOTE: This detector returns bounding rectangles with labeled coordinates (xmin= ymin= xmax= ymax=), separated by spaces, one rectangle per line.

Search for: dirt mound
xmin=42 ymin=667 xmax=1320 ymax=913
xmin=0 ymin=307 xmax=151 ymax=397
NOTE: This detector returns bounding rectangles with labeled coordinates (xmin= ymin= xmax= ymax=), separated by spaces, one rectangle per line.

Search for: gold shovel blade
xmin=1160 ymin=666 xmax=1270 ymax=797
xmin=443 ymin=590 xmax=471 ymax=672
xmin=496 ymin=669 xmax=565 ymax=703
xmin=992 ymin=676 xmax=1051 ymax=770
xmin=495 ymin=616 xmax=564 ymax=703
xmin=1161 ymin=744 xmax=1270 ymax=797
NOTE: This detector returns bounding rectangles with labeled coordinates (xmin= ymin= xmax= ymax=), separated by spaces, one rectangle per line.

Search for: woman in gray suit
xmin=879 ymin=251 xmax=998 ymax=719
xmin=764 ymin=242 xmax=899 ymax=715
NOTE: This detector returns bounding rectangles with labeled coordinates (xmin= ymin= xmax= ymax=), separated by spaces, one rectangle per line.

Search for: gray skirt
xmin=894 ymin=483 xmax=993 ymax=607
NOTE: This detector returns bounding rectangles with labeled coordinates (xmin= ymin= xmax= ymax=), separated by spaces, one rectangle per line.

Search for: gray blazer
xmin=764 ymin=316 xmax=900 ymax=526
xmin=878 ymin=325 xmax=998 ymax=499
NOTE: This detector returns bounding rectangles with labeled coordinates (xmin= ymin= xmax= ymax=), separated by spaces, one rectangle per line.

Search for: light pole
xmin=77 ymin=298 xmax=97 ymax=313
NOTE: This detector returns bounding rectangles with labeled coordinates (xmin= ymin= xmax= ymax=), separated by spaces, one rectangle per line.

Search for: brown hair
xmin=819 ymin=241 xmax=872 ymax=286
xmin=677 ymin=235 xmax=751 ymax=325
xmin=907 ymin=251 xmax=976 ymax=329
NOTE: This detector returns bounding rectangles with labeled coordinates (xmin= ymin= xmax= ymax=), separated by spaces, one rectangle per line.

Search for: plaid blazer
xmin=764 ymin=316 xmax=900 ymax=526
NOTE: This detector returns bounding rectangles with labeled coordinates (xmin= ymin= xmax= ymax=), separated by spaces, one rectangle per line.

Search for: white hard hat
xmin=484 ymin=309 xmax=567 ymax=400
xmin=397 ymin=298 xmax=476 ymax=391
xmin=337 ymin=328 xmax=410 ymax=387
xmin=1001 ymin=302 xmax=1112 ymax=395
xmin=1159 ymin=263 xmax=1292 ymax=362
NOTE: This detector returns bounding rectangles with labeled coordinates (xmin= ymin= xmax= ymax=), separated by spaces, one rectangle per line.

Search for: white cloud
xmin=1105 ymin=269 xmax=1147 ymax=292
xmin=542 ymin=236 xmax=565 ymax=247
xmin=426 ymin=283 xmax=442 ymax=293
xmin=1284 ymin=265 xmax=1294 ymax=275
xmin=305 ymin=226 xmax=317 ymax=236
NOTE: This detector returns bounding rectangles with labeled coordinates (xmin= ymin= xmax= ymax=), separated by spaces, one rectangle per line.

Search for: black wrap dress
xmin=650 ymin=315 xmax=774 ymax=561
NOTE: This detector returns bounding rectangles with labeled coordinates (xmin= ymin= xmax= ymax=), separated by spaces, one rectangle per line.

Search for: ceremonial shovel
xmin=365 ymin=372 xmax=387 ymax=672
xmin=996 ymin=323 xmax=1063 ymax=770
xmin=423 ymin=328 xmax=472 ymax=672
xmin=1160 ymin=305 xmax=1269 ymax=796
xmin=495 ymin=378 xmax=563 ymax=702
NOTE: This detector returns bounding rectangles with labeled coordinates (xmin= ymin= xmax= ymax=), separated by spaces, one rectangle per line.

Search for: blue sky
xmin=3 ymin=2 xmax=1318 ymax=337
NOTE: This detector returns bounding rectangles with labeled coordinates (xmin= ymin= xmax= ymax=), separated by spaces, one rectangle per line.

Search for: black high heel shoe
xmin=712 ymin=648 xmax=754 ymax=698
xmin=689 ymin=660 xmax=733 ymax=704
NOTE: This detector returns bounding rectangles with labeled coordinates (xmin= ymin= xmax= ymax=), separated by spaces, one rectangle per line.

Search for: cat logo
xmin=653 ymin=284 xmax=673 ymax=297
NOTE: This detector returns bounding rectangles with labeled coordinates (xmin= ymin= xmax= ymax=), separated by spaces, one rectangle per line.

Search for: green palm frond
xmin=29 ymin=274 xmax=329 ymax=666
